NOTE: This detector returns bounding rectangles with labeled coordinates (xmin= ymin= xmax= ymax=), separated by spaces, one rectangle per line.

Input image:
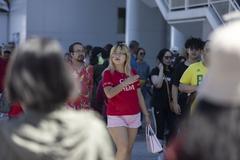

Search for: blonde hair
xmin=107 ymin=43 xmax=132 ymax=76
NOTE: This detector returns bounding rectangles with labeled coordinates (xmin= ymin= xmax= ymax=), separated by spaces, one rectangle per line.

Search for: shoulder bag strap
xmin=165 ymin=77 xmax=173 ymax=111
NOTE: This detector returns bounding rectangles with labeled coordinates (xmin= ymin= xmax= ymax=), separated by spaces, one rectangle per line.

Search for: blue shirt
xmin=131 ymin=54 xmax=137 ymax=70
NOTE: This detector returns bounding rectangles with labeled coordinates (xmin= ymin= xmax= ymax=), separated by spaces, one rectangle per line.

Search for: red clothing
xmin=165 ymin=135 xmax=185 ymax=160
xmin=68 ymin=63 xmax=93 ymax=110
xmin=8 ymin=103 xmax=24 ymax=118
xmin=0 ymin=58 xmax=23 ymax=117
xmin=102 ymin=69 xmax=141 ymax=116
xmin=0 ymin=58 xmax=8 ymax=92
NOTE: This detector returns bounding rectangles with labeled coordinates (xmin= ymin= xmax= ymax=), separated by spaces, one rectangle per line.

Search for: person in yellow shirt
xmin=165 ymin=14 xmax=240 ymax=160
xmin=180 ymin=61 xmax=207 ymax=87
xmin=179 ymin=41 xmax=210 ymax=112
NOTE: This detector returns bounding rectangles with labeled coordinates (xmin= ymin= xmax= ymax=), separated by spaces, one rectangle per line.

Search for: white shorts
xmin=107 ymin=113 xmax=141 ymax=128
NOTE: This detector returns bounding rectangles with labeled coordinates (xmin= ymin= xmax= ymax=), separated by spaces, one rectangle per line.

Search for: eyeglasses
xmin=164 ymin=56 xmax=173 ymax=60
xmin=73 ymin=50 xmax=85 ymax=53
xmin=112 ymin=52 xmax=127 ymax=56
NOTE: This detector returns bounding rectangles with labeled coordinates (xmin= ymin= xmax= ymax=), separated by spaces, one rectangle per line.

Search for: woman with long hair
xmin=102 ymin=42 xmax=151 ymax=160
xmin=150 ymin=48 xmax=176 ymax=145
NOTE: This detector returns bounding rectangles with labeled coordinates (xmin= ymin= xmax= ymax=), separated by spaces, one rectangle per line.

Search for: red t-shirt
xmin=102 ymin=69 xmax=141 ymax=115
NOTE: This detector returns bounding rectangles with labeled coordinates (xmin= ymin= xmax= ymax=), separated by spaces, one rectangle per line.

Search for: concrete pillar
xmin=126 ymin=0 xmax=140 ymax=44
xmin=126 ymin=0 xmax=167 ymax=67
xmin=170 ymin=26 xmax=185 ymax=52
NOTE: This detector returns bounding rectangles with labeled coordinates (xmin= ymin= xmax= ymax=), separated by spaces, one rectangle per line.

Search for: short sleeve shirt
xmin=171 ymin=62 xmax=188 ymax=87
xmin=102 ymin=69 xmax=141 ymax=116
xmin=150 ymin=67 xmax=172 ymax=109
xmin=68 ymin=63 xmax=93 ymax=110
xmin=180 ymin=61 xmax=207 ymax=86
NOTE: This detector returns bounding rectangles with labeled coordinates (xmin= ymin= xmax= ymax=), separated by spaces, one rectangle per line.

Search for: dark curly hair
xmin=185 ymin=37 xmax=204 ymax=50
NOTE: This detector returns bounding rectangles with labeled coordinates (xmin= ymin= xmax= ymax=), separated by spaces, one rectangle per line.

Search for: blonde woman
xmin=103 ymin=42 xmax=151 ymax=160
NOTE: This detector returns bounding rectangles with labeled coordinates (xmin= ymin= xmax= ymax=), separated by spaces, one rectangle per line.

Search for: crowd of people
xmin=1 ymin=12 xmax=240 ymax=160
xmin=0 ymin=38 xmax=114 ymax=160
xmin=165 ymin=13 xmax=240 ymax=160
xmin=0 ymin=36 xmax=208 ymax=159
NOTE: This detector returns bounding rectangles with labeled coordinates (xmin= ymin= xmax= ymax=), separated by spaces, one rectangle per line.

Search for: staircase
xmin=155 ymin=0 xmax=240 ymax=28
xmin=149 ymin=0 xmax=240 ymax=48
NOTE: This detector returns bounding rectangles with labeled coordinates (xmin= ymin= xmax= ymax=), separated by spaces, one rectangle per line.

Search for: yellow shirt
xmin=180 ymin=61 xmax=208 ymax=113
xmin=180 ymin=61 xmax=207 ymax=86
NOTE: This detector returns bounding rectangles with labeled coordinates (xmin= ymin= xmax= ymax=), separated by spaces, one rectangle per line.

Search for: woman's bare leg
xmin=126 ymin=128 xmax=138 ymax=160
xmin=108 ymin=127 xmax=129 ymax=160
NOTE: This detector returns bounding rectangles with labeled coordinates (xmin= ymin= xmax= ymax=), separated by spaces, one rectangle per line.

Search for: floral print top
xmin=68 ymin=63 xmax=93 ymax=110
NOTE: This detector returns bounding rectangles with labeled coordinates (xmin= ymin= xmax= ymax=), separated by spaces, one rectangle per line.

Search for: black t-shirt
xmin=171 ymin=62 xmax=188 ymax=87
xmin=171 ymin=62 xmax=188 ymax=110
xmin=150 ymin=67 xmax=172 ymax=109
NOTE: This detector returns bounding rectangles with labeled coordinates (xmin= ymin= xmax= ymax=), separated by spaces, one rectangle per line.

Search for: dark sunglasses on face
xmin=139 ymin=52 xmax=145 ymax=56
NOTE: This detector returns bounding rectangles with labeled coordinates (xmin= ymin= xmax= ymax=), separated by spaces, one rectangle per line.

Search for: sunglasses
xmin=139 ymin=52 xmax=145 ymax=56
xmin=112 ymin=52 xmax=127 ymax=56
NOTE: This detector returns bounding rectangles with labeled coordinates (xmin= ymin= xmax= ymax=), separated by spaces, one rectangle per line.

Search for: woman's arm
xmin=137 ymin=88 xmax=151 ymax=125
xmin=151 ymin=74 xmax=164 ymax=88
xmin=151 ymin=63 xmax=164 ymax=88
xmin=103 ymin=83 xmax=125 ymax=99
xmin=104 ymin=75 xmax=139 ymax=99
xmin=179 ymin=83 xmax=197 ymax=94
xmin=171 ymin=85 xmax=181 ymax=115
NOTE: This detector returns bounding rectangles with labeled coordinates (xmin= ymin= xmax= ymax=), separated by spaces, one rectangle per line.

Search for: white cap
xmin=198 ymin=12 xmax=240 ymax=107
xmin=171 ymin=46 xmax=179 ymax=53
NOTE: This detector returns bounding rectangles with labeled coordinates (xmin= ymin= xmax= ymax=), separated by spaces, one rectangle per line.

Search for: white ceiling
xmin=172 ymin=20 xmax=204 ymax=38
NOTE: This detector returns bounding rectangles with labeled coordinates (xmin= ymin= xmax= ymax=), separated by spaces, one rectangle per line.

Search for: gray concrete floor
xmin=131 ymin=131 xmax=162 ymax=160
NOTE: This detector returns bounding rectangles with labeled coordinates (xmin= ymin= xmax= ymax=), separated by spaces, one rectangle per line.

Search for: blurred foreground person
xmin=166 ymin=12 xmax=240 ymax=160
xmin=0 ymin=38 xmax=114 ymax=160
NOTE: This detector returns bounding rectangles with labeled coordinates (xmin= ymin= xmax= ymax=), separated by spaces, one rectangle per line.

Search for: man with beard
xmin=67 ymin=42 xmax=93 ymax=110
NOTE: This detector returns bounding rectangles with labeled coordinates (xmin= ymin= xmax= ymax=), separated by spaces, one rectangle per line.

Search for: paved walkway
xmin=132 ymin=131 xmax=163 ymax=160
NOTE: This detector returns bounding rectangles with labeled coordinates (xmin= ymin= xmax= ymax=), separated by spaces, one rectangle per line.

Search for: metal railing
xmin=0 ymin=0 xmax=9 ymax=12
xmin=164 ymin=0 xmax=240 ymax=23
